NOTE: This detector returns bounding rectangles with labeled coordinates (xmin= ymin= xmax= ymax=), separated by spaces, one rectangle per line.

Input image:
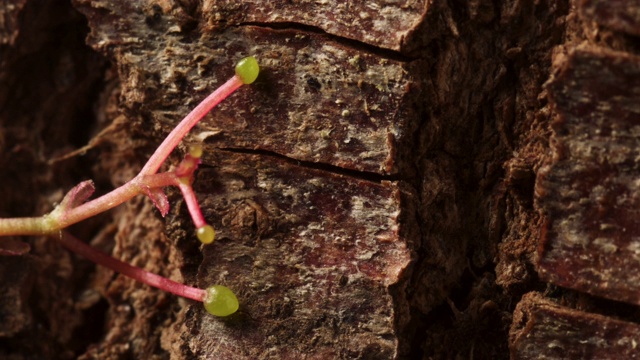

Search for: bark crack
xmin=216 ymin=147 xmax=403 ymax=184
xmin=236 ymin=21 xmax=417 ymax=63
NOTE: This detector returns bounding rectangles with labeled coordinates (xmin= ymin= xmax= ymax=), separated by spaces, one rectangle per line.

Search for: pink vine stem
xmin=0 ymin=75 xmax=244 ymax=236
xmin=140 ymin=75 xmax=244 ymax=175
xmin=58 ymin=231 xmax=205 ymax=301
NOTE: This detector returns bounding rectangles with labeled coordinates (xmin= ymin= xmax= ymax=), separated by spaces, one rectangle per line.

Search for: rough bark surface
xmin=183 ymin=151 xmax=416 ymax=358
xmin=581 ymin=0 xmax=640 ymax=37
xmin=510 ymin=0 xmax=640 ymax=358
xmin=70 ymin=0 xmax=425 ymax=357
xmin=537 ymin=47 xmax=640 ymax=305
xmin=510 ymin=292 xmax=640 ymax=359
xmin=2 ymin=0 xmax=640 ymax=359
xmin=200 ymin=0 xmax=433 ymax=53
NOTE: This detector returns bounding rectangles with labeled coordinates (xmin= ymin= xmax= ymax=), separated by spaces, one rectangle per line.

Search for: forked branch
xmin=0 ymin=56 xmax=261 ymax=316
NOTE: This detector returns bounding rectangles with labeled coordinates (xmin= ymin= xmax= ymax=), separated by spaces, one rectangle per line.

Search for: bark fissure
xmin=217 ymin=147 xmax=403 ymax=184
xmin=237 ymin=21 xmax=417 ymax=63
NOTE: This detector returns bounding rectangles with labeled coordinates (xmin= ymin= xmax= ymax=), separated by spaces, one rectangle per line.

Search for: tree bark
xmin=2 ymin=0 xmax=639 ymax=359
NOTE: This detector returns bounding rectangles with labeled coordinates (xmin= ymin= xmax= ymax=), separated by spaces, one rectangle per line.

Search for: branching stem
xmin=0 ymin=75 xmax=245 ymax=236
xmin=140 ymin=75 xmax=244 ymax=175
xmin=0 ymin=56 xmax=259 ymax=315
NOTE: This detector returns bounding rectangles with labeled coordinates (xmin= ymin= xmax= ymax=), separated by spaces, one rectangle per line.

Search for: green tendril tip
xmin=204 ymin=285 xmax=239 ymax=316
xmin=235 ymin=56 xmax=260 ymax=85
xmin=197 ymin=225 xmax=215 ymax=244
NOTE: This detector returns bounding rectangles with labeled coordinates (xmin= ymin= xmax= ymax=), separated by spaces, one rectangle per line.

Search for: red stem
xmin=140 ymin=75 xmax=244 ymax=176
xmin=58 ymin=231 xmax=205 ymax=302
xmin=178 ymin=182 xmax=206 ymax=228
xmin=0 ymin=76 xmax=243 ymax=236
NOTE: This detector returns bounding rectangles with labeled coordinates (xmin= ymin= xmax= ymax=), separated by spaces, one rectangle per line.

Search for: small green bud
xmin=189 ymin=145 xmax=203 ymax=159
xmin=235 ymin=56 xmax=260 ymax=85
xmin=197 ymin=225 xmax=215 ymax=244
xmin=204 ymin=285 xmax=239 ymax=316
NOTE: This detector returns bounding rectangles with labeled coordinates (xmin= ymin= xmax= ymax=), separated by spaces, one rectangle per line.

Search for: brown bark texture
xmin=538 ymin=48 xmax=640 ymax=305
xmin=1 ymin=0 xmax=639 ymax=359
xmin=513 ymin=0 xmax=640 ymax=359
xmin=510 ymin=292 xmax=640 ymax=359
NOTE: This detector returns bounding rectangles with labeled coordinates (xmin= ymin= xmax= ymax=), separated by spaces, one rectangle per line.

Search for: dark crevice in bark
xmin=0 ymin=0 xmax=110 ymax=357
xmin=237 ymin=21 xmax=417 ymax=63
xmin=216 ymin=147 xmax=404 ymax=184
xmin=543 ymin=286 xmax=640 ymax=326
